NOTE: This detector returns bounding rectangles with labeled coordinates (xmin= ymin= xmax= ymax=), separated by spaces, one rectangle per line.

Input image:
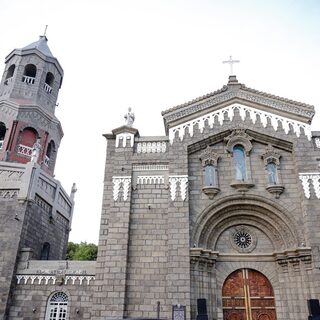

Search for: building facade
xmin=1 ymin=37 xmax=320 ymax=320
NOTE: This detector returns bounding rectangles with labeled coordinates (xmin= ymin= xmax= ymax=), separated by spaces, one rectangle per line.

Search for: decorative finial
xmin=43 ymin=25 xmax=48 ymax=37
xmin=124 ymin=107 xmax=135 ymax=127
xmin=31 ymin=139 xmax=41 ymax=163
xmin=222 ymin=55 xmax=240 ymax=75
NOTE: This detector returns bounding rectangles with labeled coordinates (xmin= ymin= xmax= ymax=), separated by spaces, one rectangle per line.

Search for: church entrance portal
xmin=222 ymin=269 xmax=277 ymax=320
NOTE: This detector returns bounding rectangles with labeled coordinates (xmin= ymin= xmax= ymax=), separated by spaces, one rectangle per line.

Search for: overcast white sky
xmin=1 ymin=0 xmax=320 ymax=244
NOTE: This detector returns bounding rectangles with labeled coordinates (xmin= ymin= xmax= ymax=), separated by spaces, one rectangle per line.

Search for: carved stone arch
xmin=191 ymin=194 xmax=303 ymax=249
xmin=225 ymin=129 xmax=253 ymax=156
xmin=207 ymin=216 xmax=280 ymax=251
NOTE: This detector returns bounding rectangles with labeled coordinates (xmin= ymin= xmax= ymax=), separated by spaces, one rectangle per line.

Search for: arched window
xmin=45 ymin=140 xmax=55 ymax=166
xmin=44 ymin=72 xmax=54 ymax=93
xmin=45 ymin=292 xmax=68 ymax=320
xmin=22 ymin=64 xmax=37 ymax=84
xmin=0 ymin=122 xmax=6 ymax=149
xmin=4 ymin=64 xmax=15 ymax=85
xmin=233 ymin=145 xmax=247 ymax=181
xmin=17 ymin=127 xmax=38 ymax=158
xmin=204 ymin=165 xmax=217 ymax=186
xmin=40 ymin=242 xmax=50 ymax=260
xmin=267 ymin=162 xmax=278 ymax=184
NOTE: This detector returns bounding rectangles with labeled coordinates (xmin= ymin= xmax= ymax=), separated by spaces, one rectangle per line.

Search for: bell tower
xmin=0 ymin=36 xmax=74 ymax=319
xmin=0 ymin=35 xmax=64 ymax=175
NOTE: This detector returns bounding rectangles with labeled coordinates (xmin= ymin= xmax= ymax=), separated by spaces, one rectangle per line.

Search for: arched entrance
xmin=222 ymin=269 xmax=277 ymax=320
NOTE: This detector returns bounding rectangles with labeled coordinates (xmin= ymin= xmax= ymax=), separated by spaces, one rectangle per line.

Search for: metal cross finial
xmin=43 ymin=25 xmax=48 ymax=37
xmin=222 ymin=55 xmax=240 ymax=75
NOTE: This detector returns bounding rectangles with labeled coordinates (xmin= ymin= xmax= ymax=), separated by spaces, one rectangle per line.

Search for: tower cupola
xmin=0 ymin=36 xmax=64 ymax=175
xmin=0 ymin=36 xmax=63 ymax=115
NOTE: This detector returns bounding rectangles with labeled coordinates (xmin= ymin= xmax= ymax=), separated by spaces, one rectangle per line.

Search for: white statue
xmin=31 ymin=139 xmax=41 ymax=163
xmin=124 ymin=107 xmax=135 ymax=127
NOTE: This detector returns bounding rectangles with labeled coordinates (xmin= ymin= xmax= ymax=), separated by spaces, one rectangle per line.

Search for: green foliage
xmin=66 ymin=242 xmax=98 ymax=261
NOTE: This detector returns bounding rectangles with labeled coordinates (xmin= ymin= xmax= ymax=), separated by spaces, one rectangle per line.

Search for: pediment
xmin=162 ymin=76 xmax=314 ymax=141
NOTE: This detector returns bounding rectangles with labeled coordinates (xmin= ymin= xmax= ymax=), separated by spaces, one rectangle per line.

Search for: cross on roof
xmin=222 ymin=55 xmax=240 ymax=75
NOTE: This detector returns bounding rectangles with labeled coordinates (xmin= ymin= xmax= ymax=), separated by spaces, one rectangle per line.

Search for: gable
xmin=168 ymin=102 xmax=312 ymax=144
xmin=162 ymin=76 xmax=314 ymax=143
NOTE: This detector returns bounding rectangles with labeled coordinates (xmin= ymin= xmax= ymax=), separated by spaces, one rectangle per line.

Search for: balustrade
xmin=17 ymin=144 xmax=33 ymax=157
xmin=0 ymin=140 xmax=3 ymax=149
xmin=44 ymin=155 xmax=50 ymax=166
xmin=44 ymin=83 xmax=53 ymax=93
xmin=22 ymin=76 xmax=35 ymax=84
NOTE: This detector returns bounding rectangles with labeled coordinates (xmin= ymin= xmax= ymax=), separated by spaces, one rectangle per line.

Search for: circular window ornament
xmin=230 ymin=226 xmax=257 ymax=253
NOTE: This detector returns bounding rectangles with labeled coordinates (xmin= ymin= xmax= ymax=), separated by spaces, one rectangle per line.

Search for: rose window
xmin=233 ymin=230 xmax=252 ymax=249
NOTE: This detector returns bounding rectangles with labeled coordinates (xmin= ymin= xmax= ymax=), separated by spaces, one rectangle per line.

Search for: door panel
xmin=222 ymin=269 xmax=276 ymax=320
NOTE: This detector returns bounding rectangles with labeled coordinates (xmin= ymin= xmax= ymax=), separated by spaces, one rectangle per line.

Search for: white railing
xmin=22 ymin=76 xmax=35 ymax=84
xmin=44 ymin=83 xmax=53 ymax=94
xmin=0 ymin=140 xmax=3 ymax=149
xmin=44 ymin=155 xmax=50 ymax=166
xmin=137 ymin=141 xmax=167 ymax=153
xmin=17 ymin=144 xmax=33 ymax=157
xmin=4 ymin=77 xmax=13 ymax=85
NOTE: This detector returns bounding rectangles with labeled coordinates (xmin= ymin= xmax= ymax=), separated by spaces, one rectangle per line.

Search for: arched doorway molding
xmin=191 ymin=194 xmax=303 ymax=250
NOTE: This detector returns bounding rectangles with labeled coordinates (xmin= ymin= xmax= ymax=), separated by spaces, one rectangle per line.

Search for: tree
xmin=66 ymin=242 xmax=97 ymax=261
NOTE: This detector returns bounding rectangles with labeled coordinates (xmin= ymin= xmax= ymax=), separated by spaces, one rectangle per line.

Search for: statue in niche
xmin=31 ymin=138 xmax=41 ymax=163
xmin=124 ymin=107 xmax=135 ymax=127
xmin=267 ymin=163 xmax=278 ymax=184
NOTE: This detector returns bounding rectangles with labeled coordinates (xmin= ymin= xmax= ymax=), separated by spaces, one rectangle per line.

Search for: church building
xmin=1 ymin=37 xmax=320 ymax=320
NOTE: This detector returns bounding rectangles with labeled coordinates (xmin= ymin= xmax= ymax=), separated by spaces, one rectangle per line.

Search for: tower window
xmin=45 ymin=292 xmax=68 ymax=320
xmin=40 ymin=242 xmax=50 ymax=260
xmin=22 ymin=64 xmax=37 ymax=84
xmin=44 ymin=72 xmax=54 ymax=93
xmin=45 ymin=140 xmax=55 ymax=167
xmin=17 ymin=127 xmax=38 ymax=157
xmin=233 ymin=145 xmax=247 ymax=181
xmin=0 ymin=122 xmax=6 ymax=149
xmin=4 ymin=64 xmax=15 ymax=85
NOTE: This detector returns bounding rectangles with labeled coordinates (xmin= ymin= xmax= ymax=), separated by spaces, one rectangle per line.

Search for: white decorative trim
xmin=115 ymin=133 xmax=134 ymax=148
xmin=137 ymin=142 xmax=166 ymax=153
xmin=137 ymin=175 xmax=164 ymax=185
xmin=133 ymin=164 xmax=168 ymax=171
xmin=16 ymin=275 xmax=95 ymax=285
xmin=299 ymin=173 xmax=320 ymax=199
xmin=168 ymin=103 xmax=312 ymax=144
xmin=112 ymin=176 xmax=131 ymax=201
xmin=169 ymin=175 xmax=188 ymax=201
xmin=315 ymin=137 xmax=320 ymax=148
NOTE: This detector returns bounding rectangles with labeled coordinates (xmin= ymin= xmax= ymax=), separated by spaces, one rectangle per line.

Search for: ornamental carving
xmin=169 ymin=175 xmax=188 ymax=201
xmin=230 ymin=226 xmax=257 ymax=253
xmin=199 ymin=146 xmax=219 ymax=166
xmin=225 ymin=129 xmax=253 ymax=155
xmin=16 ymin=274 xmax=95 ymax=285
xmin=261 ymin=145 xmax=281 ymax=166
xmin=137 ymin=141 xmax=166 ymax=153
xmin=299 ymin=173 xmax=320 ymax=199
xmin=168 ymin=103 xmax=312 ymax=144
xmin=112 ymin=176 xmax=131 ymax=201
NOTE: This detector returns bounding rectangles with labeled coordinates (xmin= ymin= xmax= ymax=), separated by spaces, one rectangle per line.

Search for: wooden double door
xmin=222 ymin=269 xmax=277 ymax=320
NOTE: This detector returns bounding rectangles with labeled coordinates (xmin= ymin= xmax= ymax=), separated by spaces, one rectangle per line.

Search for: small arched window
xmin=45 ymin=292 xmax=69 ymax=320
xmin=22 ymin=64 xmax=37 ymax=84
xmin=17 ymin=127 xmax=38 ymax=157
xmin=40 ymin=242 xmax=50 ymax=260
xmin=45 ymin=140 xmax=55 ymax=166
xmin=44 ymin=72 xmax=54 ymax=93
xmin=233 ymin=145 xmax=247 ymax=181
xmin=267 ymin=162 xmax=278 ymax=184
xmin=0 ymin=122 xmax=6 ymax=149
xmin=4 ymin=64 xmax=15 ymax=85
